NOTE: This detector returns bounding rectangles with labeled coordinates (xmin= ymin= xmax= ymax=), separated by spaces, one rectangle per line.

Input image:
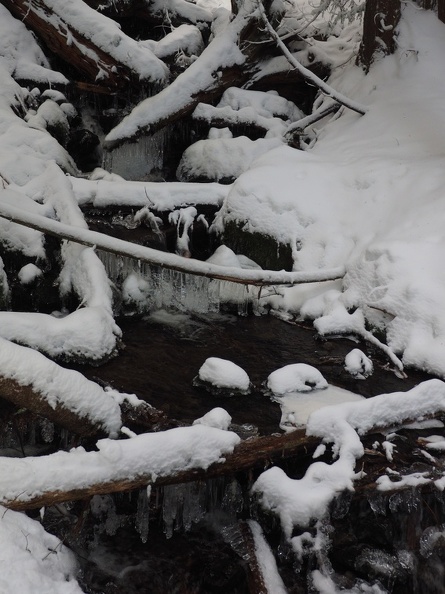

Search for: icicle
xmin=221 ymin=523 xmax=251 ymax=561
xmin=103 ymin=130 xmax=168 ymax=181
xmin=222 ymin=479 xmax=244 ymax=518
xmin=135 ymin=487 xmax=150 ymax=543
xmin=40 ymin=419 xmax=55 ymax=444
xmin=162 ymin=484 xmax=181 ymax=539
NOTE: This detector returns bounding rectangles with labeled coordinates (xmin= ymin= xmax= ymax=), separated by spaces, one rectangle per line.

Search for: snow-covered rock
xmin=196 ymin=357 xmax=251 ymax=394
xmin=267 ymin=363 xmax=328 ymax=395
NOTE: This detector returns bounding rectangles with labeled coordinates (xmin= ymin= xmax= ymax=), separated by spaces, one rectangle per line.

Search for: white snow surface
xmin=0 ymin=335 xmax=122 ymax=436
xmin=215 ymin=5 xmax=445 ymax=378
xmin=0 ymin=506 xmax=83 ymax=594
xmin=193 ymin=407 xmax=232 ymax=430
xmin=344 ymin=349 xmax=374 ymax=380
xmin=254 ymin=379 xmax=445 ymax=535
xmin=267 ymin=363 xmax=328 ymax=395
xmin=276 ymin=385 xmax=364 ymax=432
xmin=198 ymin=357 xmax=250 ymax=391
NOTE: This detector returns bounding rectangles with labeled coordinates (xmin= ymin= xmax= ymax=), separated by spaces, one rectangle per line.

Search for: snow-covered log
xmin=357 ymin=0 xmax=402 ymax=71
xmin=104 ymin=0 xmax=283 ymax=148
xmin=83 ymin=0 xmax=213 ymax=27
xmin=0 ymin=0 xmax=169 ymax=89
xmin=1 ymin=427 xmax=316 ymax=511
xmin=0 ymin=201 xmax=346 ymax=286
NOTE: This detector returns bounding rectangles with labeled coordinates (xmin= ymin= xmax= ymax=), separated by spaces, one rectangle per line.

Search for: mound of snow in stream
xmin=197 ymin=357 xmax=251 ymax=393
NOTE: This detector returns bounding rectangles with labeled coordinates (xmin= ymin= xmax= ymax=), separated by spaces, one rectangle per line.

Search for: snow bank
xmin=215 ymin=5 xmax=445 ymax=378
xmin=0 ymin=507 xmax=82 ymax=593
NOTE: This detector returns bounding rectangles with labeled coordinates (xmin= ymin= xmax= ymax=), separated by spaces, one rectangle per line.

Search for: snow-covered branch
xmin=257 ymin=0 xmax=368 ymax=116
xmin=0 ymin=201 xmax=346 ymax=287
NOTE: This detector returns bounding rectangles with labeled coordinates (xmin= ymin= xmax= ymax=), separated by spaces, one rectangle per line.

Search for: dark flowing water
xmin=76 ymin=312 xmax=433 ymax=435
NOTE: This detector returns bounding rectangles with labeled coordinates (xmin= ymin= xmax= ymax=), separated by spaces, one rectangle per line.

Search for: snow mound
xmin=267 ymin=363 xmax=328 ymax=395
xmin=345 ymin=349 xmax=374 ymax=379
xmin=193 ymin=407 xmax=232 ymax=430
xmin=197 ymin=357 xmax=251 ymax=393
xmin=0 ymin=506 xmax=83 ymax=593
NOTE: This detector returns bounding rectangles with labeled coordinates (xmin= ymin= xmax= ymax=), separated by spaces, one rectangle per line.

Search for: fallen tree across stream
xmin=0 ymin=201 xmax=345 ymax=286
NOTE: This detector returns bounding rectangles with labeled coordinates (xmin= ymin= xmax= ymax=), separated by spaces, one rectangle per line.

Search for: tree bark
xmin=438 ymin=0 xmax=445 ymax=23
xmin=357 ymin=0 xmax=402 ymax=72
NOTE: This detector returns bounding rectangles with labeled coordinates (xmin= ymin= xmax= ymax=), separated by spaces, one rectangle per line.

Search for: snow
xmin=177 ymin=136 xmax=283 ymax=182
xmin=2 ymin=0 xmax=445 ymax=588
xmin=0 ymin=425 xmax=240 ymax=506
xmin=193 ymin=407 xmax=232 ymax=430
xmin=31 ymin=0 xmax=169 ymax=83
xmin=267 ymin=363 xmax=328 ymax=394
xmin=0 ymin=335 xmax=122 ymax=437
xmin=275 ymin=384 xmax=364 ymax=431
xmin=197 ymin=357 xmax=250 ymax=392
xmin=254 ymin=379 xmax=445 ymax=534
xmin=18 ymin=263 xmax=42 ymax=285
xmin=231 ymin=6 xmax=445 ymax=378
xmin=344 ymin=349 xmax=373 ymax=379
xmin=0 ymin=507 xmax=83 ymax=594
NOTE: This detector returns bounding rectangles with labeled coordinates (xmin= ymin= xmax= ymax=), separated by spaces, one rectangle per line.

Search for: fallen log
xmin=104 ymin=0 xmax=284 ymax=149
xmin=0 ymin=0 xmax=168 ymax=90
xmin=1 ymin=427 xmax=317 ymax=511
xmin=83 ymin=0 xmax=213 ymax=28
xmin=0 ymin=201 xmax=346 ymax=286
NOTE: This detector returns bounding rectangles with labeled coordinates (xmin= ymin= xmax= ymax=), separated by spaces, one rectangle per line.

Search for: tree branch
xmin=257 ymin=0 xmax=368 ymax=116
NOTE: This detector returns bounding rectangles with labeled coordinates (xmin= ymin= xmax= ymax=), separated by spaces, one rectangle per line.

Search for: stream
xmin=66 ymin=311 xmax=441 ymax=593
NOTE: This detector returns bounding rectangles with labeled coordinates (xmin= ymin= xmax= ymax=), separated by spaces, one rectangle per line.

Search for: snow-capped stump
xmin=344 ymin=349 xmax=374 ymax=380
xmin=194 ymin=357 xmax=251 ymax=396
xmin=193 ymin=407 xmax=232 ymax=431
xmin=267 ymin=363 xmax=328 ymax=395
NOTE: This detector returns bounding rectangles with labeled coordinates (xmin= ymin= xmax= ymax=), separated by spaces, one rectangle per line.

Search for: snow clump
xmin=344 ymin=349 xmax=374 ymax=379
xmin=196 ymin=357 xmax=251 ymax=394
xmin=18 ymin=263 xmax=42 ymax=284
xmin=193 ymin=407 xmax=232 ymax=430
xmin=267 ymin=363 xmax=328 ymax=395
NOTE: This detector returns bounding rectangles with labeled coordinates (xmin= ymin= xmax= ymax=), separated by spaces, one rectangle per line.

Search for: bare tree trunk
xmin=357 ymin=0 xmax=402 ymax=72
